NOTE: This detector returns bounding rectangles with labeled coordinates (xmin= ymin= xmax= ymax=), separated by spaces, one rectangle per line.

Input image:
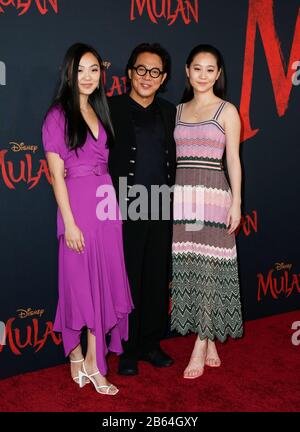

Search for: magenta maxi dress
xmin=42 ymin=106 xmax=133 ymax=375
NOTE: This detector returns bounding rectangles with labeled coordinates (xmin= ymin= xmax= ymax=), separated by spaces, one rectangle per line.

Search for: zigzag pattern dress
xmin=171 ymin=101 xmax=243 ymax=342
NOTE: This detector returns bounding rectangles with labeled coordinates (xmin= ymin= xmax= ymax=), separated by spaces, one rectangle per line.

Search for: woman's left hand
xmin=226 ymin=204 xmax=241 ymax=235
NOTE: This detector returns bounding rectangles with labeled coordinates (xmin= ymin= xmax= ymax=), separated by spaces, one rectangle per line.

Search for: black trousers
xmin=122 ymin=218 xmax=172 ymax=357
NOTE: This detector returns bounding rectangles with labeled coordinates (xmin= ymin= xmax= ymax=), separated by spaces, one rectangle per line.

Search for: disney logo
xmin=274 ymin=262 xmax=292 ymax=271
xmin=10 ymin=142 xmax=38 ymax=153
xmin=17 ymin=308 xmax=45 ymax=319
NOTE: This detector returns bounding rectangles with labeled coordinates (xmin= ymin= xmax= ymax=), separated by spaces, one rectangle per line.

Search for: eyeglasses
xmin=132 ymin=65 xmax=164 ymax=79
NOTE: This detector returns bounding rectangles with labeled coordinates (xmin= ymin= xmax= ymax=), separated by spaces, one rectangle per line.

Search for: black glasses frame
xmin=132 ymin=65 xmax=164 ymax=79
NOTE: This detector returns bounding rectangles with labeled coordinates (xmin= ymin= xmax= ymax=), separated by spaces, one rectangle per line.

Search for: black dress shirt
xmin=129 ymin=96 xmax=167 ymax=191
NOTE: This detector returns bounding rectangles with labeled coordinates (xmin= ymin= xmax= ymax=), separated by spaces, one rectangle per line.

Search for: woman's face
xmin=186 ymin=52 xmax=221 ymax=95
xmin=76 ymin=52 xmax=101 ymax=96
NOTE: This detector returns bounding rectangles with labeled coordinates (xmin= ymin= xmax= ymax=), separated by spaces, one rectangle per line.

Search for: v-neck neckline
xmin=87 ymin=118 xmax=100 ymax=141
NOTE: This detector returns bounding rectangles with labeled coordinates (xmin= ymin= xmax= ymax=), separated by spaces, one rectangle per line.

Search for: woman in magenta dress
xmin=42 ymin=43 xmax=133 ymax=395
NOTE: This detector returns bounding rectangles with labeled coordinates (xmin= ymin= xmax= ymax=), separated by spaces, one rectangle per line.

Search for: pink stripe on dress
xmin=172 ymin=242 xmax=237 ymax=259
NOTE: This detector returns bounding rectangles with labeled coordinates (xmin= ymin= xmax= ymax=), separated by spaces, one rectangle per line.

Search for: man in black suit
xmin=108 ymin=43 xmax=176 ymax=375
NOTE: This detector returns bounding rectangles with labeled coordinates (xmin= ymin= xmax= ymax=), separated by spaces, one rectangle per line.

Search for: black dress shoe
xmin=139 ymin=347 xmax=174 ymax=368
xmin=118 ymin=355 xmax=138 ymax=376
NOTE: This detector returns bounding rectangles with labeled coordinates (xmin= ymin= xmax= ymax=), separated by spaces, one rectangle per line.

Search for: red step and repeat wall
xmin=0 ymin=0 xmax=299 ymax=379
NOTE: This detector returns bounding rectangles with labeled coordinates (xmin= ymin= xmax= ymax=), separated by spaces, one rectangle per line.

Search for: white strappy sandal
xmin=78 ymin=362 xmax=119 ymax=395
xmin=70 ymin=358 xmax=90 ymax=386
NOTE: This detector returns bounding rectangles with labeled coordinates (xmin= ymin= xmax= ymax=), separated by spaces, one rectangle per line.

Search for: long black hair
xmin=181 ymin=44 xmax=227 ymax=103
xmin=48 ymin=43 xmax=114 ymax=151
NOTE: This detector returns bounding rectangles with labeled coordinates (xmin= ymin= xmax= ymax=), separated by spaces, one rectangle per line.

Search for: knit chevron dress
xmin=171 ymin=101 xmax=243 ymax=342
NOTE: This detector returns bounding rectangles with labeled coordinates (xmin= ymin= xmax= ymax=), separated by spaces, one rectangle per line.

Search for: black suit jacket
xmin=108 ymin=94 xmax=177 ymax=208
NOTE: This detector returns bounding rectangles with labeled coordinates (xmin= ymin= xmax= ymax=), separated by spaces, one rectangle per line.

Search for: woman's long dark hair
xmin=48 ymin=43 xmax=114 ymax=151
xmin=181 ymin=44 xmax=227 ymax=103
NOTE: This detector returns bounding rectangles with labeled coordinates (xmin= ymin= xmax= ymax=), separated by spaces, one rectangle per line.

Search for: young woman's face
xmin=186 ymin=52 xmax=221 ymax=95
xmin=76 ymin=52 xmax=101 ymax=96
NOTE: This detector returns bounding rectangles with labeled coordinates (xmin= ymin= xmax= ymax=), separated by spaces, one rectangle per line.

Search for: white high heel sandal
xmin=78 ymin=362 xmax=119 ymax=395
xmin=70 ymin=358 xmax=90 ymax=386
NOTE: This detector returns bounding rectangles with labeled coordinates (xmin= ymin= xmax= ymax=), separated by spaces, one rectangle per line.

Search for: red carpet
xmin=0 ymin=310 xmax=299 ymax=412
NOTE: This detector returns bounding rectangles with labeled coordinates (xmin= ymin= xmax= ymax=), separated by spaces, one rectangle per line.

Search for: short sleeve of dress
xmin=42 ymin=107 xmax=67 ymax=160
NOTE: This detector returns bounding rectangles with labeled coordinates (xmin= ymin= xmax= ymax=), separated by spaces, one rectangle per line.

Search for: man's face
xmin=128 ymin=51 xmax=167 ymax=104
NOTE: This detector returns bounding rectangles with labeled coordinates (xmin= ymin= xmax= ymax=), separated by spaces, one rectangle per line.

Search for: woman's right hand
xmin=65 ymin=223 xmax=85 ymax=253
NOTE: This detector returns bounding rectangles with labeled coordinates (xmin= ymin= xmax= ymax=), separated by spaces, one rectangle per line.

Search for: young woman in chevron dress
xmin=171 ymin=44 xmax=243 ymax=379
